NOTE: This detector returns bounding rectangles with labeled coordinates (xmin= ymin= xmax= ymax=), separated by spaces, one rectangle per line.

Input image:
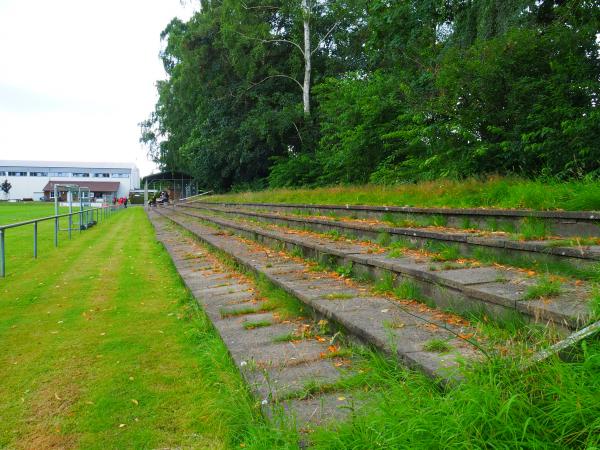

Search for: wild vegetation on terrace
xmin=141 ymin=0 xmax=599 ymax=191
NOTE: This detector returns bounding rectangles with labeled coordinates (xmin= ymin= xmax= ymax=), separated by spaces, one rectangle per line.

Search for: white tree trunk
xmin=302 ymin=0 xmax=311 ymax=116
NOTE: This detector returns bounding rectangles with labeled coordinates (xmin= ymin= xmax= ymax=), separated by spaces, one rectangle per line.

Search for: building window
xmin=0 ymin=171 xmax=5 ymax=176
xmin=72 ymin=172 xmax=90 ymax=177
xmin=94 ymin=173 xmax=110 ymax=178
xmin=49 ymin=191 xmax=55 ymax=198
xmin=49 ymin=172 xmax=69 ymax=177
xmin=111 ymin=173 xmax=129 ymax=178
xmin=8 ymin=171 xmax=27 ymax=176
xmin=30 ymin=171 xmax=48 ymax=177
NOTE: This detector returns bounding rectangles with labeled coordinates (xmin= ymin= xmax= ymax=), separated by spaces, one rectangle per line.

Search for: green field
xmin=0 ymin=202 xmax=69 ymax=225
xmin=0 ymin=207 xmax=262 ymax=448
xmin=1 ymin=204 xmax=599 ymax=449
xmin=0 ymin=203 xmax=100 ymax=280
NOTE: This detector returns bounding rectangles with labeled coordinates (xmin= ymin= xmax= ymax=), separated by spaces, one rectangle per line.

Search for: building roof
xmin=43 ymin=181 xmax=120 ymax=192
xmin=0 ymin=160 xmax=137 ymax=170
xmin=142 ymin=171 xmax=194 ymax=183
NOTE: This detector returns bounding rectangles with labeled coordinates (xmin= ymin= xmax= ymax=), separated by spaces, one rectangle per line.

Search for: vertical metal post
xmin=54 ymin=185 xmax=59 ymax=216
xmin=79 ymin=210 xmax=82 ymax=233
xmin=54 ymin=216 xmax=58 ymax=247
xmin=33 ymin=221 xmax=38 ymax=258
xmin=0 ymin=229 xmax=5 ymax=278
xmin=68 ymin=190 xmax=73 ymax=239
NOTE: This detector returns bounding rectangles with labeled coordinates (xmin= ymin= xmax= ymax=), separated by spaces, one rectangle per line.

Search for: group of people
xmin=112 ymin=196 xmax=128 ymax=208
xmin=148 ymin=190 xmax=169 ymax=207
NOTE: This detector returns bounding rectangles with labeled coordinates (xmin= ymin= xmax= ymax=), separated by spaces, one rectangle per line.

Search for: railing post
xmin=0 ymin=229 xmax=5 ymax=278
xmin=79 ymin=210 xmax=82 ymax=233
xmin=68 ymin=213 xmax=72 ymax=239
xmin=33 ymin=221 xmax=38 ymax=258
xmin=54 ymin=216 xmax=58 ymax=247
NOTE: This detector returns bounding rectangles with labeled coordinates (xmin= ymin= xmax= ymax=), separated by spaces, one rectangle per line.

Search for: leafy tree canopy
xmin=142 ymin=0 xmax=600 ymax=190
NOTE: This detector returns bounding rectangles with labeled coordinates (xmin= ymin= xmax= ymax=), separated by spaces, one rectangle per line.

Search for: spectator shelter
xmin=142 ymin=171 xmax=199 ymax=201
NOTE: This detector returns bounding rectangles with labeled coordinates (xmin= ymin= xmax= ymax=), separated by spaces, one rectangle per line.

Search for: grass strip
xmin=206 ymin=177 xmax=600 ymax=211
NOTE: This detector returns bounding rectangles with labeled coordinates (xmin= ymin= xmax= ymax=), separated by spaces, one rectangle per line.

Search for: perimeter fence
xmin=0 ymin=205 xmax=124 ymax=278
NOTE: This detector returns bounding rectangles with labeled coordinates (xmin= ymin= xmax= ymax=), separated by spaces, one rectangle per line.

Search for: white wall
xmin=0 ymin=162 xmax=139 ymax=200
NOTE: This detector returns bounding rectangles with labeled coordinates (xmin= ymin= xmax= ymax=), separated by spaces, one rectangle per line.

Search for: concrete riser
xmin=199 ymin=207 xmax=598 ymax=275
xmin=184 ymin=210 xmax=569 ymax=333
xmin=156 ymin=209 xmax=482 ymax=381
xmin=212 ymin=203 xmax=600 ymax=238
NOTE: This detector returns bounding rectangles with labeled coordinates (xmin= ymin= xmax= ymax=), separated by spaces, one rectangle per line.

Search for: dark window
xmin=8 ymin=171 xmax=27 ymax=176
xmin=30 ymin=171 xmax=48 ymax=177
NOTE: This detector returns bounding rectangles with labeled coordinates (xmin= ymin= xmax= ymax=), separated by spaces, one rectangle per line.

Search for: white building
xmin=0 ymin=160 xmax=140 ymax=201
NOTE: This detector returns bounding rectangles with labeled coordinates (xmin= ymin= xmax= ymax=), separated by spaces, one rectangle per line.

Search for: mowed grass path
xmin=0 ymin=208 xmax=258 ymax=449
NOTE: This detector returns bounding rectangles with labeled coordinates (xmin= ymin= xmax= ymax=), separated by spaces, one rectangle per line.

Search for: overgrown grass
xmin=243 ymin=320 xmax=272 ymax=330
xmin=168 ymin=207 xmax=600 ymax=449
xmin=525 ymin=276 xmax=562 ymax=300
xmin=471 ymin=247 xmax=600 ymax=282
xmin=394 ymin=280 xmax=424 ymax=302
xmin=307 ymin=348 xmax=600 ymax=449
xmin=519 ymin=217 xmax=549 ymax=240
xmin=207 ymin=177 xmax=600 ymax=210
xmin=430 ymin=243 xmax=461 ymax=262
xmin=423 ymin=339 xmax=453 ymax=353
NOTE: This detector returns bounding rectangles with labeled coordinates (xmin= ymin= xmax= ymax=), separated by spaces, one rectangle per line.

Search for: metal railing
xmin=0 ymin=205 xmax=124 ymax=278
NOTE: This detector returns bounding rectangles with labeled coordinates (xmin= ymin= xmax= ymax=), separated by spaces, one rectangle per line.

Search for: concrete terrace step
xmin=182 ymin=203 xmax=600 ymax=276
xmin=147 ymin=210 xmax=362 ymax=429
xmin=152 ymin=207 xmax=483 ymax=383
xmin=167 ymin=205 xmax=595 ymax=331
xmin=199 ymin=201 xmax=600 ymax=238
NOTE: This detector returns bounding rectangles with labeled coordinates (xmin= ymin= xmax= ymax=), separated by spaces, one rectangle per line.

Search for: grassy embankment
xmin=208 ymin=177 xmax=600 ymax=210
xmin=1 ymin=204 xmax=599 ymax=449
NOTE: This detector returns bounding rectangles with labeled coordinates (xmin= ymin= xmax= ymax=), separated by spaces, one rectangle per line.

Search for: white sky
xmin=0 ymin=0 xmax=196 ymax=177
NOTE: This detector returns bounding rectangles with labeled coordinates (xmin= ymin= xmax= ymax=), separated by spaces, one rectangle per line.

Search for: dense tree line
xmin=140 ymin=0 xmax=600 ymax=191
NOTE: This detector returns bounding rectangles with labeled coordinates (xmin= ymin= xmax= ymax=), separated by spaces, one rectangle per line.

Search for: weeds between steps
xmin=184 ymin=205 xmax=600 ymax=283
xmin=524 ymin=276 xmax=562 ymax=300
xmin=176 ymin=210 xmax=545 ymax=332
xmin=162 ymin=216 xmax=393 ymax=389
xmin=158 ymin=211 xmax=600 ymax=449
xmin=171 ymin=208 xmax=598 ymax=341
xmin=201 ymin=205 xmax=600 ymax=284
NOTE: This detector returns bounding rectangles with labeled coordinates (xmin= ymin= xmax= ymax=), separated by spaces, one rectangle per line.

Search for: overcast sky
xmin=0 ymin=0 xmax=196 ymax=177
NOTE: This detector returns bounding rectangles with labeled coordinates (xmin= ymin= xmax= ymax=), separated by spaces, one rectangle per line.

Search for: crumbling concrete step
xmin=181 ymin=203 xmax=600 ymax=275
xmin=152 ymin=207 xmax=483 ymax=382
xmin=166 ymin=206 xmax=594 ymax=330
xmin=148 ymin=211 xmax=360 ymax=429
xmin=197 ymin=201 xmax=600 ymax=238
